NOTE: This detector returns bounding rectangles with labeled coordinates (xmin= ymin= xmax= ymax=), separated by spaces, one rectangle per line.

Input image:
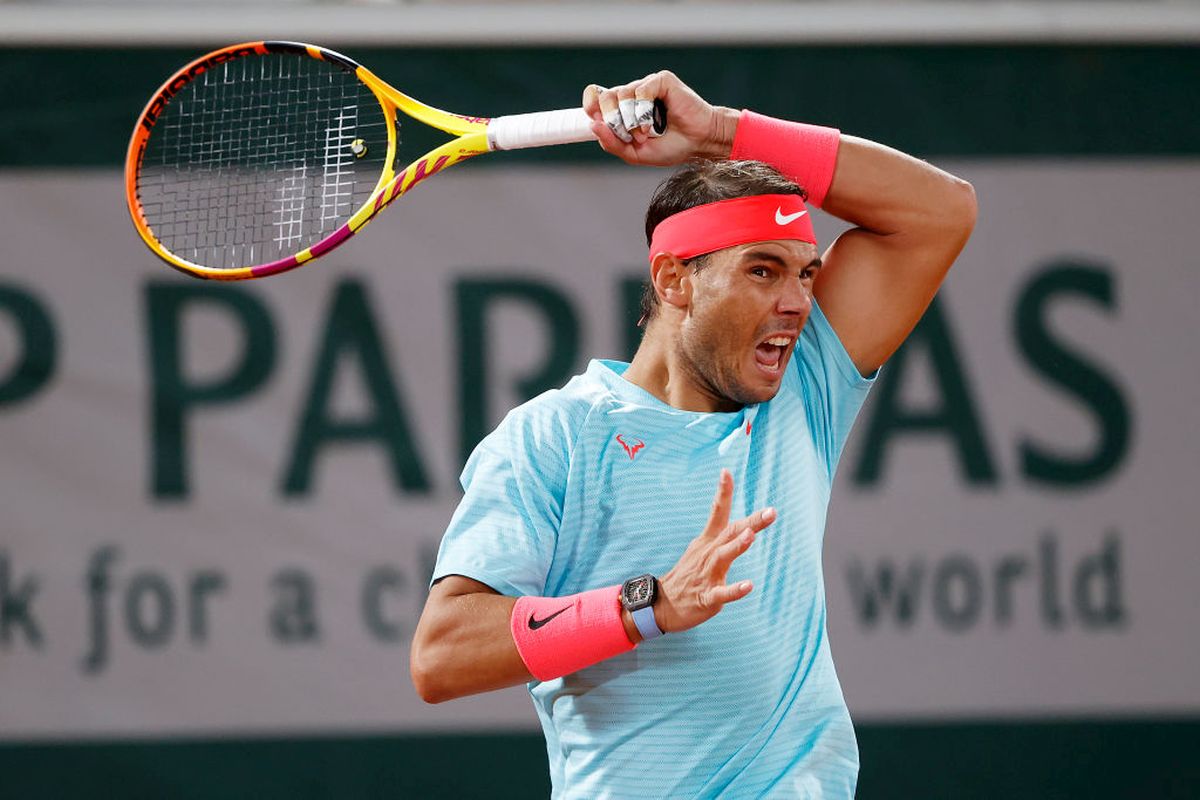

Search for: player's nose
xmin=776 ymin=278 xmax=812 ymax=316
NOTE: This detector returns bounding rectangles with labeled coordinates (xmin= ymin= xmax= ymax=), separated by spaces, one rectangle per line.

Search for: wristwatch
xmin=620 ymin=574 xmax=665 ymax=641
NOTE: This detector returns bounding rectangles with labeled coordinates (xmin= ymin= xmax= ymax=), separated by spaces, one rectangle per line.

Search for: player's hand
xmin=582 ymin=71 xmax=740 ymax=167
xmin=654 ymin=469 xmax=775 ymax=634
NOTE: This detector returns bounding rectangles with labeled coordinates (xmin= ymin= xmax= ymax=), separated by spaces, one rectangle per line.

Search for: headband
xmin=648 ymin=193 xmax=815 ymax=263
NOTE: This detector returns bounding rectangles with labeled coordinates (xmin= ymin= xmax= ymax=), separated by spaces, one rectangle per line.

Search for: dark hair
xmin=638 ymin=159 xmax=806 ymax=326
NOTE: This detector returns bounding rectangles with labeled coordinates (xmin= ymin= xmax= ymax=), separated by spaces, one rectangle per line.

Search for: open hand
xmin=655 ymin=469 xmax=775 ymax=633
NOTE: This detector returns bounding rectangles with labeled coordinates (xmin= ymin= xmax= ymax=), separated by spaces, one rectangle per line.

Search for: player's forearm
xmin=411 ymin=574 xmax=648 ymax=703
xmin=410 ymin=590 xmax=531 ymax=703
xmin=820 ymin=135 xmax=976 ymax=246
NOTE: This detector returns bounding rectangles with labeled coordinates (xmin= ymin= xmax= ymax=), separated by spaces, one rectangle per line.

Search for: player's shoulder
xmin=492 ymin=363 xmax=616 ymax=451
xmin=790 ymin=298 xmax=873 ymax=390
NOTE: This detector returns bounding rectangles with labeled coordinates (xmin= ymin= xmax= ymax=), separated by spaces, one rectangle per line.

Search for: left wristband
xmin=511 ymin=586 xmax=636 ymax=682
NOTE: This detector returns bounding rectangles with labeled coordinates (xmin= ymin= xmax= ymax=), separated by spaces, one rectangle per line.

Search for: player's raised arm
xmin=586 ymin=72 xmax=977 ymax=377
xmin=410 ymin=471 xmax=774 ymax=703
xmin=805 ymin=136 xmax=976 ymax=375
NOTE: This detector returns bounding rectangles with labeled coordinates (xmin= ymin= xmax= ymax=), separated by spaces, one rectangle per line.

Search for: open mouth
xmin=754 ymin=334 xmax=795 ymax=375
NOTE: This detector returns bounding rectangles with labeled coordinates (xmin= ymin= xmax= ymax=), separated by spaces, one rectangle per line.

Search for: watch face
xmin=623 ymin=575 xmax=654 ymax=609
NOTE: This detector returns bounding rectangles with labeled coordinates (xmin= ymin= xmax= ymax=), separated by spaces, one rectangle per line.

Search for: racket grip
xmin=488 ymin=101 xmax=666 ymax=151
xmin=488 ymin=108 xmax=596 ymax=151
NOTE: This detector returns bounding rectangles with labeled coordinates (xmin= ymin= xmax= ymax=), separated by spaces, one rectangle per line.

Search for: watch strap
xmin=631 ymin=605 xmax=664 ymax=640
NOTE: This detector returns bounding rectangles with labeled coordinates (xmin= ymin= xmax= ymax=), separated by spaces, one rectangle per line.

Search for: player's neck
xmin=624 ymin=324 xmax=738 ymax=413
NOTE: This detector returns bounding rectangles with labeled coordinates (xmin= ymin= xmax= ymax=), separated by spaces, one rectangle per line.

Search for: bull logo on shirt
xmin=615 ymin=434 xmax=646 ymax=460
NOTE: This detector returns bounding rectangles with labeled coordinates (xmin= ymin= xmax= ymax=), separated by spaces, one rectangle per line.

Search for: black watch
xmin=621 ymin=574 xmax=665 ymax=640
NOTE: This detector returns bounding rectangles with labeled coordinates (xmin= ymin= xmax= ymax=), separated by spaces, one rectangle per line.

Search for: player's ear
xmin=650 ymin=252 xmax=691 ymax=311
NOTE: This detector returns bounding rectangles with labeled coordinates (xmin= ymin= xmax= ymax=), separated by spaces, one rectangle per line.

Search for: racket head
xmin=125 ymin=41 xmax=488 ymax=280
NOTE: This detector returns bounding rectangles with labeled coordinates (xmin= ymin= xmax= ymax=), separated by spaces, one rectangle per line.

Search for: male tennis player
xmin=411 ymin=71 xmax=975 ymax=797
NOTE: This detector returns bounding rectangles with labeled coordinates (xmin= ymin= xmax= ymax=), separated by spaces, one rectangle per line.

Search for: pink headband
xmin=648 ymin=193 xmax=815 ymax=263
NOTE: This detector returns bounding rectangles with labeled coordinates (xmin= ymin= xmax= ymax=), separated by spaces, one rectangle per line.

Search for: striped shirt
xmin=434 ymin=300 xmax=873 ymax=798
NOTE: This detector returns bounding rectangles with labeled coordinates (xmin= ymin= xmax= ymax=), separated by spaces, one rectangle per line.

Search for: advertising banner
xmin=1 ymin=162 xmax=1196 ymax=737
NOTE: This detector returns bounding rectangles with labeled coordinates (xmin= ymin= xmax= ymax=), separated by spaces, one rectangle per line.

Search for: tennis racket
xmin=125 ymin=41 xmax=665 ymax=280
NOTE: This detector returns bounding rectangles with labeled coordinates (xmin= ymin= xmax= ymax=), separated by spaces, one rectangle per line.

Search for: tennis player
xmin=411 ymin=71 xmax=976 ymax=798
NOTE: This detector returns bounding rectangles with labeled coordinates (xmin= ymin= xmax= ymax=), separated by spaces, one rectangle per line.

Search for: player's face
xmin=676 ymin=239 xmax=821 ymax=409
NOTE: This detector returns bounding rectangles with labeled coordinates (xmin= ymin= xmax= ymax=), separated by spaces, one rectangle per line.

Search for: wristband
xmin=511 ymin=586 xmax=636 ymax=682
xmin=730 ymin=110 xmax=841 ymax=209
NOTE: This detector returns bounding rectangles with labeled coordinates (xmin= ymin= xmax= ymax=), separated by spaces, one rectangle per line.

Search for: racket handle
xmin=488 ymin=108 xmax=592 ymax=150
xmin=488 ymin=101 xmax=666 ymax=151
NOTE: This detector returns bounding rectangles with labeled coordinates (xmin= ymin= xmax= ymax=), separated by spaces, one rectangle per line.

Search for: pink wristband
xmin=730 ymin=110 xmax=841 ymax=209
xmin=511 ymin=586 xmax=635 ymax=681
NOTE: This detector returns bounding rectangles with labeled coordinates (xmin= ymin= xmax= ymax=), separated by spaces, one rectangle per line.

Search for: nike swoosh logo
xmin=775 ymin=208 xmax=808 ymax=225
xmin=528 ymin=605 xmax=571 ymax=630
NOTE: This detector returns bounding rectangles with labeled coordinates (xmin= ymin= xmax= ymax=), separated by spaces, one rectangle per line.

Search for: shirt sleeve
xmin=431 ymin=404 xmax=569 ymax=598
xmin=788 ymin=299 xmax=876 ymax=483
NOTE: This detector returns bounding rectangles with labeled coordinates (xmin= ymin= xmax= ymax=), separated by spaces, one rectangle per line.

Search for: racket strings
xmin=137 ymin=52 xmax=389 ymax=270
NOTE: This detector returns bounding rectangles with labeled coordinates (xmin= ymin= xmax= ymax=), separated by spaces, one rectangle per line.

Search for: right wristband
xmin=729 ymin=110 xmax=841 ymax=209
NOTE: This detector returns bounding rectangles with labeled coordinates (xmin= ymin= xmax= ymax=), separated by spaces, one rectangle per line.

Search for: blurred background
xmin=1 ymin=1 xmax=1197 ymax=797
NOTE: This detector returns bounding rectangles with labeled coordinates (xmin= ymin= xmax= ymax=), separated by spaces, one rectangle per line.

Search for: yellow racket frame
xmin=126 ymin=41 xmax=492 ymax=280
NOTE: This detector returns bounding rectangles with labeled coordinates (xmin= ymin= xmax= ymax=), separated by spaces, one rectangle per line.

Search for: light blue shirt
xmin=434 ymin=301 xmax=874 ymax=798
